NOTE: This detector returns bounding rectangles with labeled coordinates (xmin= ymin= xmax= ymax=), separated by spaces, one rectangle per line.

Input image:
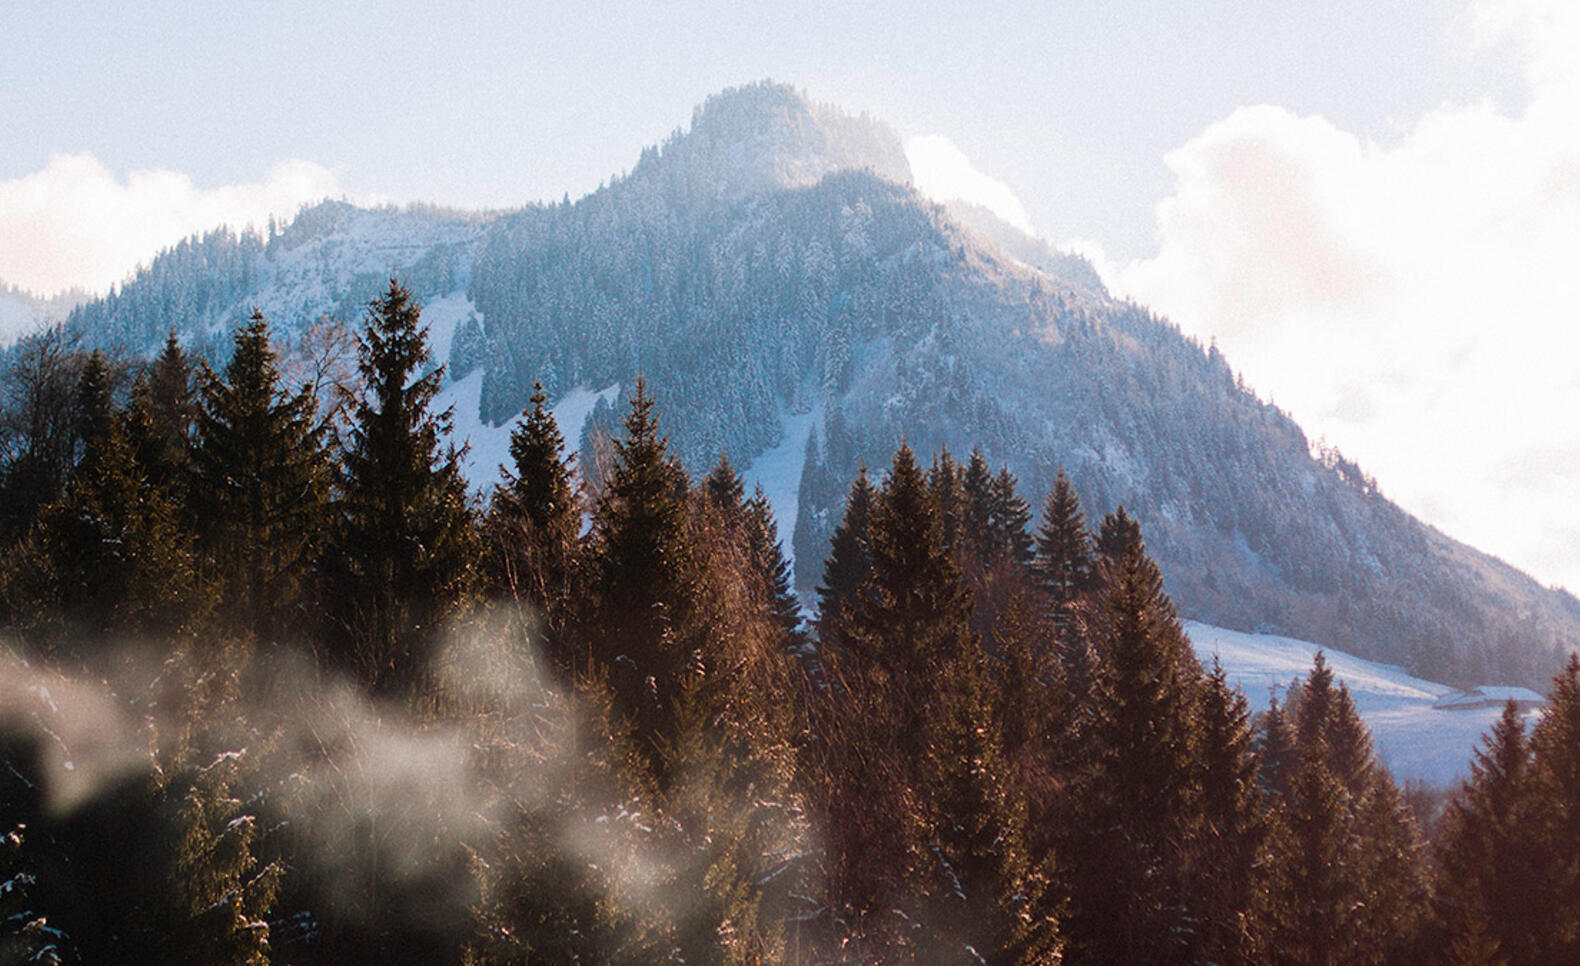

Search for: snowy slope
xmin=1188 ymin=621 xmax=1533 ymax=788
xmin=741 ymin=406 xmax=820 ymax=584
xmin=437 ymin=370 xmax=618 ymax=492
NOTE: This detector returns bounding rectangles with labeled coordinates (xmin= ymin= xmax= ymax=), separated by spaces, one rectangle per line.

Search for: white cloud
xmin=0 ymin=154 xmax=342 ymax=297
xmin=1094 ymin=0 xmax=1580 ymax=591
xmin=905 ymin=134 xmax=1035 ymax=234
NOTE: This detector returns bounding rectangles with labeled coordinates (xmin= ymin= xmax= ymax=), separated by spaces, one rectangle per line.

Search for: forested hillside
xmin=7 ymin=288 xmax=1580 ymax=962
xmin=16 ymin=81 xmax=1578 ymax=686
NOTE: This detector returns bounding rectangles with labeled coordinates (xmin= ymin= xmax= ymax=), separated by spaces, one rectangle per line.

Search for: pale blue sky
xmin=1 ymin=0 xmax=1521 ymax=255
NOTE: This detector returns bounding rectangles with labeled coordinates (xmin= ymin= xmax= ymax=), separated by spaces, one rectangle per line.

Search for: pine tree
xmin=329 ymin=280 xmax=479 ymax=692
xmin=987 ymin=466 xmax=1035 ymax=568
xmin=1526 ymin=654 xmax=1580 ymax=959
xmin=1061 ymin=522 xmax=1201 ymax=965
xmin=919 ymin=641 xmax=1063 ymax=965
xmin=1192 ymin=660 xmax=1269 ymax=965
xmin=1267 ymin=743 xmax=1362 ymax=966
xmin=744 ymin=484 xmax=804 ymax=651
xmin=814 ymin=464 xmax=874 ymax=648
xmin=142 ymin=329 xmax=195 ymax=489
xmin=34 ymin=414 xmax=200 ymax=643
xmin=585 ymin=377 xmax=693 ymax=783
xmin=1032 ymin=470 xmax=1094 ymax=626
xmin=1436 ymin=708 xmax=1537 ymax=961
xmin=190 ymin=311 xmax=331 ymax=642
xmin=485 ymin=381 xmax=581 ymax=664
xmin=1095 ymin=505 xmax=1140 ymax=565
xmin=73 ymin=348 xmax=115 ymax=472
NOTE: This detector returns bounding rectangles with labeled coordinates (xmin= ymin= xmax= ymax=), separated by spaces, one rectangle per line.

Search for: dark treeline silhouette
xmin=1 ymin=281 xmax=1576 ymax=964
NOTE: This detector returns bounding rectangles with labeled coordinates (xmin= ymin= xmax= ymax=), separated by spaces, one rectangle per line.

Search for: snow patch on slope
xmin=420 ymin=291 xmax=475 ymax=365
xmin=741 ymin=406 xmax=820 ymax=584
xmin=1188 ymin=621 xmax=1531 ymax=788
xmin=437 ymin=373 xmax=619 ymax=492
xmin=552 ymin=383 xmax=622 ymax=455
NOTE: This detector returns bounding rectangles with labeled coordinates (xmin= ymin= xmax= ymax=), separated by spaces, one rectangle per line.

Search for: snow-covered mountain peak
xmin=632 ymin=81 xmax=912 ymax=203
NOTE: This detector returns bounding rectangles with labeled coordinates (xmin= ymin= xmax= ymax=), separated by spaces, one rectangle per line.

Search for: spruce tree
xmin=1095 ymin=505 xmax=1141 ymax=565
xmin=654 ymin=485 xmax=808 ymax=965
xmin=814 ymin=464 xmax=874 ymax=648
xmin=1527 ymin=654 xmax=1580 ymax=959
xmin=987 ymin=466 xmax=1035 ymax=567
xmin=72 ymin=349 xmax=115 ymax=473
xmin=485 ymin=381 xmax=581 ymax=663
xmin=1032 ymin=470 xmax=1094 ymax=625
xmin=919 ymin=641 xmax=1063 ymax=965
xmin=962 ymin=447 xmax=996 ymax=565
xmin=34 ymin=414 xmax=200 ymax=643
xmin=845 ymin=442 xmax=973 ymax=715
xmin=190 ymin=311 xmax=330 ymax=642
xmin=926 ymin=447 xmax=967 ymax=558
xmin=165 ymin=752 xmax=282 ymax=965
xmin=1258 ymin=695 xmax=1297 ymax=800
xmin=988 ymin=582 xmax=1075 ymax=863
xmin=1266 ymin=653 xmax=1429 ymax=965
xmin=1267 ymin=744 xmax=1362 ymax=966
xmin=744 ymin=484 xmax=804 ymax=651
xmin=703 ymin=451 xmax=745 ymax=511
xmin=1193 ymin=660 xmax=1269 ymax=965
xmin=585 ymin=377 xmax=693 ymax=782
xmin=815 ymin=444 xmax=979 ymax=958
xmin=1062 ymin=522 xmax=1201 ymax=965
xmin=329 ymin=280 xmax=479 ymax=692
xmin=141 ymin=329 xmax=195 ymax=490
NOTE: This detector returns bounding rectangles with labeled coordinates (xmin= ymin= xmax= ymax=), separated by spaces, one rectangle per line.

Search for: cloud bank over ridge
xmin=0 ymin=154 xmax=342 ymax=297
xmin=1089 ymin=0 xmax=1580 ymax=591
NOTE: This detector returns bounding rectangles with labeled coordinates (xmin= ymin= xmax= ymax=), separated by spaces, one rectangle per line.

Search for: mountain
xmin=41 ymin=80 xmax=1580 ymax=688
xmin=0 ymin=282 xmax=86 ymax=346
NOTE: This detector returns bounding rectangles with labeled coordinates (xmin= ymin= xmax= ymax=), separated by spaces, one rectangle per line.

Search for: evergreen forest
xmin=3 ymin=281 xmax=1579 ymax=965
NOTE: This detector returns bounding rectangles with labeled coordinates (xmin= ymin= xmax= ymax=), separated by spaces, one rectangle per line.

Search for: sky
xmin=2 ymin=0 xmax=1577 ymax=594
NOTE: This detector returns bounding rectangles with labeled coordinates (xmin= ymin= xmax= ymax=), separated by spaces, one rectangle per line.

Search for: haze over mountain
xmin=39 ymin=81 xmax=1580 ymax=687
xmin=0 ymin=282 xmax=84 ymax=346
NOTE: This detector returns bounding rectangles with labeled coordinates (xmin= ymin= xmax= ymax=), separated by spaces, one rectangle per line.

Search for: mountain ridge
xmin=30 ymin=80 xmax=1580 ymax=688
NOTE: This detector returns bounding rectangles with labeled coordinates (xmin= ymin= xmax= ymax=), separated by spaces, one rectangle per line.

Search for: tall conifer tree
xmin=73 ymin=349 xmax=114 ymax=472
xmin=815 ymin=464 xmax=874 ymax=647
xmin=744 ymin=484 xmax=804 ymax=650
xmin=585 ymin=377 xmax=693 ymax=781
xmin=35 ymin=415 xmax=199 ymax=642
xmin=988 ymin=466 xmax=1035 ymax=567
xmin=486 ymin=381 xmax=581 ymax=663
xmin=1033 ymin=470 xmax=1093 ymax=626
xmin=190 ymin=311 xmax=330 ymax=642
xmin=1062 ymin=522 xmax=1201 ymax=965
xmin=1527 ymin=654 xmax=1580 ymax=958
xmin=1192 ymin=660 xmax=1269 ymax=965
xmin=329 ymin=280 xmax=478 ymax=691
